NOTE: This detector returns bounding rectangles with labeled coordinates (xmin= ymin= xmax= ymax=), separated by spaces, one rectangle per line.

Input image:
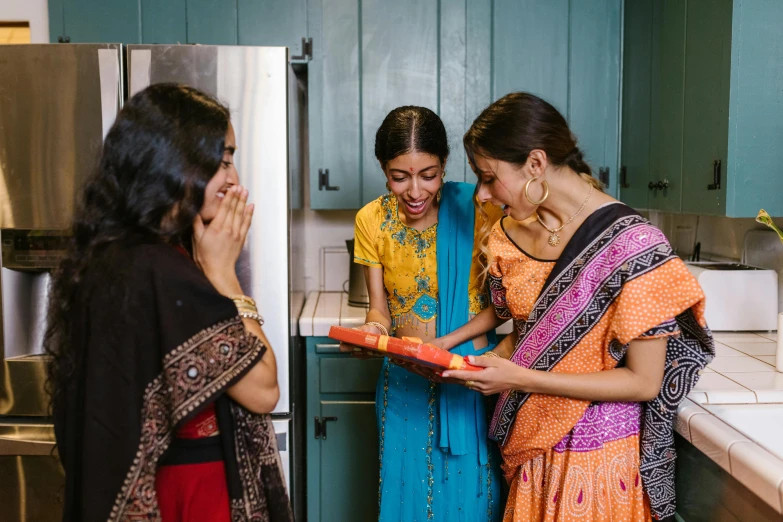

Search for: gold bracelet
xmin=482 ymin=351 xmax=501 ymax=359
xmin=235 ymin=303 xmax=258 ymax=314
xmin=230 ymin=295 xmax=257 ymax=308
xmin=364 ymin=321 xmax=389 ymax=337
xmin=239 ymin=310 xmax=265 ymax=326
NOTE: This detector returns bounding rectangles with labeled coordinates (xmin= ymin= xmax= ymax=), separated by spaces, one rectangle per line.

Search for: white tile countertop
xmin=299 ymin=293 xmax=783 ymax=513
xmin=298 ymin=291 xmax=514 ymax=336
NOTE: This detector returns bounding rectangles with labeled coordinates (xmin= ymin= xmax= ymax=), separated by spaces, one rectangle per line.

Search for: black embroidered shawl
xmin=488 ymin=204 xmax=714 ymax=520
xmin=54 ymin=242 xmax=293 ymax=522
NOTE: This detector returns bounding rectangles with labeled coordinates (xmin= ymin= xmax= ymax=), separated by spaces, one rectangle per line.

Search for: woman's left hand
xmin=442 ymin=355 xmax=530 ymax=395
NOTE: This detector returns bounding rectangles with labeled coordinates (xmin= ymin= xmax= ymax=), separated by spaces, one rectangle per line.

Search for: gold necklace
xmin=536 ymin=184 xmax=594 ymax=247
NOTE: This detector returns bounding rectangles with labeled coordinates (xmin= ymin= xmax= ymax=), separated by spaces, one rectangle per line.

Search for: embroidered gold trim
xmin=108 ymin=317 xmax=264 ymax=521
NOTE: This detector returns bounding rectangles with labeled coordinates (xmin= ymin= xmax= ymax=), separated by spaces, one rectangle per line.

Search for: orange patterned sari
xmin=487 ymin=204 xmax=714 ymax=521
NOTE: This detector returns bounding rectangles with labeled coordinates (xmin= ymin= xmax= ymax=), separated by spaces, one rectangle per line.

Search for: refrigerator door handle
xmin=0 ymin=435 xmax=55 ymax=456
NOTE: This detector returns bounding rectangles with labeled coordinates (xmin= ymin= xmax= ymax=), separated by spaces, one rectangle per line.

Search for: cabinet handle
xmin=598 ymin=167 xmax=610 ymax=186
xmin=57 ymin=36 xmax=71 ymax=43
xmin=648 ymin=181 xmax=657 ymax=191
xmin=315 ymin=343 xmax=342 ymax=354
xmin=707 ymin=160 xmax=721 ymax=190
xmin=656 ymin=179 xmax=669 ymax=190
xmin=318 ymin=168 xmax=340 ymax=191
xmin=620 ymin=166 xmax=629 ymax=188
xmin=314 ymin=416 xmax=338 ymax=440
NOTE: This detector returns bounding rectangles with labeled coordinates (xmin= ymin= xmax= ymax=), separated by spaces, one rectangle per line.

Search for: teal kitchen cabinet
xmin=619 ymin=0 xmax=654 ymax=210
xmin=141 ymin=0 xmax=187 ymax=44
xmin=567 ymin=0 xmax=622 ymax=197
xmin=680 ymin=0 xmax=733 ymax=216
xmin=492 ymin=0 xmax=622 ymax=196
xmin=50 ymin=0 xmax=308 ymax=50
xmin=238 ymin=0 xmax=309 ymax=58
xmin=308 ymin=0 xmax=623 ymax=209
xmin=49 ymin=0 xmax=141 ymax=43
xmin=621 ymin=0 xmax=783 ymax=217
xmin=305 ymin=337 xmax=383 ymax=522
xmin=186 ymin=0 xmax=238 ymax=45
xmin=307 ymin=0 xmax=442 ymax=209
xmin=647 ymin=0 xmax=687 ymax=213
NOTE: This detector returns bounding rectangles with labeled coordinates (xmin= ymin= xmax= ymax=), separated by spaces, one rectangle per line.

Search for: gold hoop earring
xmin=525 ymin=177 xmax=549 ymax=205
xmin=386 ymin=181 xmax=392 ymax=192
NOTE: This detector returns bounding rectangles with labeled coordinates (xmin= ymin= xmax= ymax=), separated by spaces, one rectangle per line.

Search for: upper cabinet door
xmin=724 ymin=0 xmax=783 ymax=218
xmin=238 ymin=0 xmax=308 ymax=56
xmin=647 ymin=0 xmax=686 ymax=212
xmin=308 ymin=0 xmax=362 ymax=209
xmin=492 ymin=0 xmax=569 ymax=112
xmin=619 ymin=0 xmax=653 ymax=210
xmin=568 ymin=0 xmax=621 ymax=197
xmin=308 ymin=0 xmax=439 ymax=209
xmin=60 ymin=0 xmax=141 ymax=43
xmin=187 ymin=0 xmax=238 ymax=45
xmin=681 ymin=0 xmax=732 ymax=215
xmin=360 ymin=0 xmax=439 ymax=201
xmin=142 ymin=0 xmax=187 ymax=44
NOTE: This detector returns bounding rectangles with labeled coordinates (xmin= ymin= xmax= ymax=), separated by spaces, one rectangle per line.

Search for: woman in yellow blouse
xmin=344 ymin=106 xmax=504 ymax=521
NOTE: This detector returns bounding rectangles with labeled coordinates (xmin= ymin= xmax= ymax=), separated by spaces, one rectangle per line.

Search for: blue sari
xmin=376 ymin=182 xmax=502 ymax=522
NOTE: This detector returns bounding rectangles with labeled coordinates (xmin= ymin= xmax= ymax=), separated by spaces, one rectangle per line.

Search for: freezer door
xmin=0 ymin=422 xmax=64 ymax=522
xmin=126 ymin=45 xmax=292 ymax=413
xmin=272 ymin=418 xmax=291 ymax=493
xmin=0 ymin=44 xmax=122 ymax=230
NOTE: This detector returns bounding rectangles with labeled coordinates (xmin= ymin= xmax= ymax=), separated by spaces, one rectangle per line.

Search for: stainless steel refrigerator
xmin=0 ymin=43 xmax=306 ymax=521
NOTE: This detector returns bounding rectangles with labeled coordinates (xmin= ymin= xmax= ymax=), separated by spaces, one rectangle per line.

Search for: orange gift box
xmin=328 ymin=325 xmax=481 ymax=372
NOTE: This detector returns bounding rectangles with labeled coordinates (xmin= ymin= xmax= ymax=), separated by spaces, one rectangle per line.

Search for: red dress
xmin=155 ymin=404 xmax=231 ymax=522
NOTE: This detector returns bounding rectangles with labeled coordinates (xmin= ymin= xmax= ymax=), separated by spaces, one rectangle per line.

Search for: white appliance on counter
xmin=686 ymin=262 xmax=778 ymax=331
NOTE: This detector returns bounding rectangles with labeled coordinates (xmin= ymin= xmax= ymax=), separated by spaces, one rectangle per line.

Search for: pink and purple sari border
xmin=489 ymin=222 xmax=668 ymax=436
xmin=553 ymin=401 xmax=641 ymax=453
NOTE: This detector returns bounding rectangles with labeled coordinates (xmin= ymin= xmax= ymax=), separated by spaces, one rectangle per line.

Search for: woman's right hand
xmin=339 ymin=323 xmax=384 ymax=358
xmin=192 ymin=185 xmax=254 ymax=296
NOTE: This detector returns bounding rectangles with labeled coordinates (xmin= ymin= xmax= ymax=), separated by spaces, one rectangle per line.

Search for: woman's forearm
xmin=228 ymin=318 xmax=280 ymax=413
xmin=516 ymin=338 xmax=668 ymax=403
xmin=491 ymin=329 xmax=517 ymax=359
xmin=440 ymin=307 xmax=506 ymax=350
xmin=518 ymin=367 xmax=661 ymax=403
xmin=364 ymin=308 xmax=392 ymax=333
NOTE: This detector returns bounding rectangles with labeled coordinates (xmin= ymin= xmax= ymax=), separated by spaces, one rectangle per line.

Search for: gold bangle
xmin=364 ymin=321 xmax=389 ymax=337
xmin=482 ymin=351 xmax=501 ymax=359
xmin=239 ymin=311 xmax=265 ymax=326
xmin=230 ymin=295 xmax=256 ymax=307
xmin=235 ymin=303 xmax=258 ymax=314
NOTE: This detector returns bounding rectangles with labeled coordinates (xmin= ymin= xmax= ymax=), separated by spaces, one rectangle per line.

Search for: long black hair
xmin=374 ymin=106 xmax=449 ymax=168
xmin=44 ymin=83 xmax=230 ymax=417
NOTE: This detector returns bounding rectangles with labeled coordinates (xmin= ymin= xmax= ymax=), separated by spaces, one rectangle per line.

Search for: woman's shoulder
xmin=356 ymin=194 xmax=390 ymax=223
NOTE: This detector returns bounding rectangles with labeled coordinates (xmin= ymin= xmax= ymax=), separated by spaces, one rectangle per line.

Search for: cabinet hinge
xmin=291 ymin=37 xmax=313 ymax=61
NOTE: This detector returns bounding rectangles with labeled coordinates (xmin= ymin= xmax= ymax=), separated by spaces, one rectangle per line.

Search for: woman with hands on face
xmin=46 ymin=84 xmax=293 ymax=522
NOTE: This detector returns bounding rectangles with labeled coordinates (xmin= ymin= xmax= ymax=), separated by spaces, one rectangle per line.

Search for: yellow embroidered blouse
xmin=353 ymin=193 xmax=503 ymax=332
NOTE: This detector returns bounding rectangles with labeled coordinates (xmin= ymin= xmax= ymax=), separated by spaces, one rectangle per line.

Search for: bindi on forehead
xmin=409 ymin=167 xmax=414 ymax=172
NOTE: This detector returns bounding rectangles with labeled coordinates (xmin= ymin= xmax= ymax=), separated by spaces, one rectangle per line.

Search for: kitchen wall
xmin=305 ymin=204 xmax=783 ymax=294
xmin=0 ymin=0 xmax=49 ymax=43
xmin=648 ymin=212 xmax=783 ymax=262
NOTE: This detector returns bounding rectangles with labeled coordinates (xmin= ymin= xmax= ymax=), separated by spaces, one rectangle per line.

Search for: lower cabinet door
xmin=318 ymin=400 xmax=379 ymax=521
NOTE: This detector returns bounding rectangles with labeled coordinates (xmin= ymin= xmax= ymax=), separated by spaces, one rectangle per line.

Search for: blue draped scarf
xmin=435 ymin=181 xmax=497 ymax=463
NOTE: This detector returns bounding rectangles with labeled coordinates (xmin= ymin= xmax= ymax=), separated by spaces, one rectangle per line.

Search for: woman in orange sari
xmin=443 ymin=93 xmax=714 ymax=522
